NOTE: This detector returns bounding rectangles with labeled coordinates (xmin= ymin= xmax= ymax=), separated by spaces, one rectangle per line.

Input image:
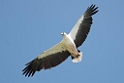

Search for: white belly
xmin=62 ymin=35 xmax=78 ymax=57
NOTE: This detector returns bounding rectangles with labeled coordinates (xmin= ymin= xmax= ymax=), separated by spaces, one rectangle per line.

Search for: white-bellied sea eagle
xmin=22 ymin=4 xmax=98 ymax=77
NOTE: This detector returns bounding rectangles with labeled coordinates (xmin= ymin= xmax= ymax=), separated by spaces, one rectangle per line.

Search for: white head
xmin=61 ymin=32 xmax=67 ymax=37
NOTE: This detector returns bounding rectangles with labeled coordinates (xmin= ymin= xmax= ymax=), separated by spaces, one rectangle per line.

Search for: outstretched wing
xmin=22 ymin=42 xmax=70 ymax=77
xmin=69 ymin=4 xmax=98 ymax=47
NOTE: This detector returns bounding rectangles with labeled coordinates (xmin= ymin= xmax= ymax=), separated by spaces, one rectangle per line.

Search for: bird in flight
xmin=22 ymin=4 xmax=98 ymax=77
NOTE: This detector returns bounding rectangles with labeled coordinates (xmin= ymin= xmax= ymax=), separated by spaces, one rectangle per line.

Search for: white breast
xmin=61 ymin=33 xmax=78 ymax=57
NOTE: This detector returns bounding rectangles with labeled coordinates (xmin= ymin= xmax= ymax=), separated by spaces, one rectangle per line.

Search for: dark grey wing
xmin=69 ymin=4 xmax=98 ymax=47
xmin=22 ymin=42 xmax=70 ymax=77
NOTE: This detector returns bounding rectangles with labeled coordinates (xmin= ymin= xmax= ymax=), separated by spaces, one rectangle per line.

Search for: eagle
xmin=22 ymin=4 xmax=98 ymax=77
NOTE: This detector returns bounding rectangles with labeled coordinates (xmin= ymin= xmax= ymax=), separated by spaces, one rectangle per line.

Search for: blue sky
xmin=0 ymin=0 xmax=124 ymax=83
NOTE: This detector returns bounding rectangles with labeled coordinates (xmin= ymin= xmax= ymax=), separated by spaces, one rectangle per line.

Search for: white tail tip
xmin=72 ymin=52 xmax=82 ymax=63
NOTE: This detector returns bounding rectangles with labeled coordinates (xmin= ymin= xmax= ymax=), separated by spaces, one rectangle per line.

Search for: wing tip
xmin=22 ymin=58 xmax=39 ymax=77
xmin=85 ymin=4 xmax=99 ymax=16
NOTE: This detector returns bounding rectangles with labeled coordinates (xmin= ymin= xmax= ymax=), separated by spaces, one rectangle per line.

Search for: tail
xmin=72 ymin=52 xmax=83 ymax=63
